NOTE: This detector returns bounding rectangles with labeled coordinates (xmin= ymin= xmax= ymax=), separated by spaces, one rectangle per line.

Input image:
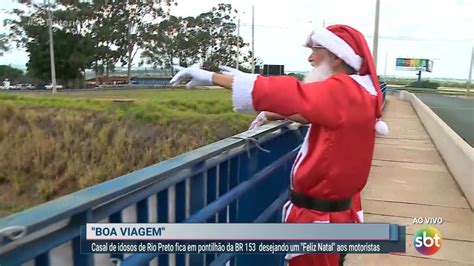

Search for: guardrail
xmin=0 ymin=122 xmax=307 ymax=266
xmin=390 ymin=86 xmax=473 ymax=96
xmin=398 ymin=91 xmax=474 ymax=209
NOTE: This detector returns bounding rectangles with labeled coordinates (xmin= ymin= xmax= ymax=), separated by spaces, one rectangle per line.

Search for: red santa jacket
xmin=237 ymin=73 xmax=377 ymax=201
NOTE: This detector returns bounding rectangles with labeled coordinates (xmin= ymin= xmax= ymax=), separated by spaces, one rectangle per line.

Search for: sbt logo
xmin=413 ymin=226 xmax=442 ymax=255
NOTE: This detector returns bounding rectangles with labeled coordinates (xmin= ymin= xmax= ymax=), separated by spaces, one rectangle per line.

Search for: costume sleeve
xmin=232 ymin=74 xmax=346 ymax=129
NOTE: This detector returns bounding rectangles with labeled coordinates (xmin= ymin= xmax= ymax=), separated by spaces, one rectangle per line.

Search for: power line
xmin=239 ymin=24 xmax=474 ymax=43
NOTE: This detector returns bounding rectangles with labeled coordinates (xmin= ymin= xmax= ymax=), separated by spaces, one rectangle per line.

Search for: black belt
xmin=289 ymin=190 xmax=352 ymax=212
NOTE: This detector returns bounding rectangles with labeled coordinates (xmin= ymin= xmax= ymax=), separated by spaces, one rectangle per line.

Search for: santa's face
xmin=305 ymin=47 xmax=335 ymax=83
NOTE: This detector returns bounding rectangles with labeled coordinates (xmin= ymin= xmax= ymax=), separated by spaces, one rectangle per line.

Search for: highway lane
xmin=415 ymin=94 xmax=474 ymax=147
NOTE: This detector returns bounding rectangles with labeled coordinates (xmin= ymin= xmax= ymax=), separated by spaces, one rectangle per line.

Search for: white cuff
xmin=357 ymin=210 xmax=364 ymax=223
xmin=232 ymin=74 xmax=259 ymax=113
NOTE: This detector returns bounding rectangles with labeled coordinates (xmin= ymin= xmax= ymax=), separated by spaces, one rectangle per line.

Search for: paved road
xmin=415 ymin=94 xmax=474 ymax=147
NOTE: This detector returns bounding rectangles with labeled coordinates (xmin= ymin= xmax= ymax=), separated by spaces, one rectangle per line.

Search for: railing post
xmin=157 ymin=189 xmax=169 ymax=265
xmin=228 ymin=157 xmax=240 ymax=224
xmin=218 ymin=161 xmax=230 ymax=223
xmin=71 ymin=211 xmax=94 ymax=266
xmin=190 ymin=171 xmax=206 ymax=265
xmin=136 ymin=199 xmax=149 ymax=223
xmin=109 ymin=212 xmax=123 ymax=262
xmin=73 ymin=236 xmax=93 ymax=266
xmin=175 ymin=181 xmax=186 ymax=265
xmin=206 ymin=166 xmax=218 ymax=264
xmin=35 ymin=252 xmax=50 ymax=266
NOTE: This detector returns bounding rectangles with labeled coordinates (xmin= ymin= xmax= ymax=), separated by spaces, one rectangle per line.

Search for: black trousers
xmin=339 ymin=253 xmax=347 ymax=266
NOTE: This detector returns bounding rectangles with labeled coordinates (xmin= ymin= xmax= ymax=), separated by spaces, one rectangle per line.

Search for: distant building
xmin=85 ymin=75 xmax=128 ymax=85
xmin=255 ymin=64 xmax=285 ymax=76
xmin=85 ymin=75 xmax=171 ymax=86
xmin=130 ymin=76 xmax=172 ymax=86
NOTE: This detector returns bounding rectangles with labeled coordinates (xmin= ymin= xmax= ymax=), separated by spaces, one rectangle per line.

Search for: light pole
xmin=467 ymin=45 xmax=473 ymax=94
xmin=236 ymin=18 xmax=240 ymax=70
xmin=372 ymin=0 xmax=380 ymax=69
xmin=46 ymin=0 xmax=57 ymax=94
xmin=251 ymin=5 xmax=255 ymax=74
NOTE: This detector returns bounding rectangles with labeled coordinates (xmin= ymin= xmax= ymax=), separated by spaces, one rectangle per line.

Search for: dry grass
xmin=0 ymin=89 xmax=253 ymax=216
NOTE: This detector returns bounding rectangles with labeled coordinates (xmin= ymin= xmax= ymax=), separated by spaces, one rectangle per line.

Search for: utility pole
xmin=372 ymin=0 xmax=380 ymax=69
xmin=467 ymin=45 xmax=473 ymax=94
xmin=236 ymin=18 xmax=240 ymax=70
xmin=251 ymin=5 xmax=255 ymax=74
xmin=46 ymin=0 xmax=57 ymax=94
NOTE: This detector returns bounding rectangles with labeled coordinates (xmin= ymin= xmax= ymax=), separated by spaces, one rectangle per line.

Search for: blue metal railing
xmin=0 ymin=122 xmax=306 ymax=266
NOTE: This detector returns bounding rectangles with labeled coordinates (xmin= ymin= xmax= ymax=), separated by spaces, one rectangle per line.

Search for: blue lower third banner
xmin=80 ymin=223 xmax=405 ymax=254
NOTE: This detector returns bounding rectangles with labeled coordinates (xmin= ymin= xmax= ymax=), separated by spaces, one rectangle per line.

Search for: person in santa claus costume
xmin=170 ymin=24 xmax=388 ymax=266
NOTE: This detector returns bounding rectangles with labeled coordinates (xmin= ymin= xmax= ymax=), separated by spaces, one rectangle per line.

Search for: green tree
xmin=141 ymin=3 xmax=255 ymax=72
xmin=4 ymin=2 xmax=95 ymax=87
xmin=25 ymin=28 xmax=94 ymax=87
xmin=0 ymin=34 xmax=8 ymax=56
xmin=0 ymin=65 xmax=23 ymax=81
xmin=199 ymin=4 xmax=241 ymax=71
xmin=91 ymin=5 xmax=121 ymax=80
xmin=110 ymin=0 xmax=173 ymax=82
xmin=4 ymin=1 xmax=174 ymax=86
xmin=54 ymin=1 xmax=124 ymax=82
xmin=140 ymin=15 xmax=203 ymax=69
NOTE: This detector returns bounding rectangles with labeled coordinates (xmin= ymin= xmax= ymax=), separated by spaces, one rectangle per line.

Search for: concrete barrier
xmin=399 ymin=91 xmax=474 ymax=209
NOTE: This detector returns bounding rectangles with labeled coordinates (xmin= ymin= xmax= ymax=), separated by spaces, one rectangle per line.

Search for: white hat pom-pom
xmin=375 ymin=119 xmax=389 ymax=135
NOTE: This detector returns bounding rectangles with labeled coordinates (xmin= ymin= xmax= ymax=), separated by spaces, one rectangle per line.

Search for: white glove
xmin=286 ymin=122 xmax=301 ymax=131
xmin=170 ymin=64 xmax=214 ymax=88
xmin=219 ymin=65 xmax=244 ymax=76
xmin=248 ymin=111 xmax=267 ymax=131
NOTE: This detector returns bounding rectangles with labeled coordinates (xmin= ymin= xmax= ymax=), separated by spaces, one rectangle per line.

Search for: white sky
xmin=1 ymin=0 xmax=473 ymax=80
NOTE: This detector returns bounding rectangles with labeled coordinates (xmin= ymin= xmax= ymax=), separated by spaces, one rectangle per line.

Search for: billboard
xmin=396 ymin=58 xmax=433 ymax=72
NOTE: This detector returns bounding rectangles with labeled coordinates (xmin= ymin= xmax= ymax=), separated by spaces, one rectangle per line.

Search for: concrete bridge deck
xmin=348 ymin=96 xmax=473 ymax=265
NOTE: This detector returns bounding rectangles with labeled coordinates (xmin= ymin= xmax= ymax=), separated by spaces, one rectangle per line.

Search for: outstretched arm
xmin=212 ymin=73 xmax=233 ymax=89
xmin=211 ymin=73 xmax=310 ymax=124
xmin=265 ymin=112 xmax=309 ymax=124
xmin=172 ymin=67 xmax=342 ymax=128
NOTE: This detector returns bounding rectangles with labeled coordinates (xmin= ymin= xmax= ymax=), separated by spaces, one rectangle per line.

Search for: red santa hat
xmin=305 ymin=25 xmax=389 ymax=135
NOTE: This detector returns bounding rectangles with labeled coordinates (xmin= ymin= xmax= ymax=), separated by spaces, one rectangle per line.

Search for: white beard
xmin=304 ymin=61 xmax=334 ymax=83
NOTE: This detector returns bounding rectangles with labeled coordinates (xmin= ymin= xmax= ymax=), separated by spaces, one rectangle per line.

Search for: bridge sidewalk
xmin=347 ymin=96 xmax=473 ymax=265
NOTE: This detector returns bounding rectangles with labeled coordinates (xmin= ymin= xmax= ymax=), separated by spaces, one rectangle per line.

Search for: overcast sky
xmin=1 ymin=0 xmax=473 ymax=80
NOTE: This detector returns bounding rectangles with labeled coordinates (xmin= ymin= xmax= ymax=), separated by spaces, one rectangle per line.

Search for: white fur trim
xmin=284 ymin=220 xmax=330 ymax=261
xmin=284 ymin=203 xmax=294 ymax=223
xmin=357 ymin=210 xmax=364 ymax=223
xmin=290 ymin=125 xmax=311 ymax=189
xmin=312 ymin=28 xmax=363 ymax=71
xmin=281 ymin=200 xmax=291 ymax=222
xmin=285 ymin=253 xmax=305 ymax=260
xmin=231 ymin=74 xmax=259 ymax=114
xmin=375 ymin=120 xmax=389 ymax=135
xmin=349 ymin=75 xmax=377 ymax=96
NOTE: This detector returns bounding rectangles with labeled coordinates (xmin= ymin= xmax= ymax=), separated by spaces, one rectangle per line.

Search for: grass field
xmin=0 ymin=88 xmax=253 ymax=216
